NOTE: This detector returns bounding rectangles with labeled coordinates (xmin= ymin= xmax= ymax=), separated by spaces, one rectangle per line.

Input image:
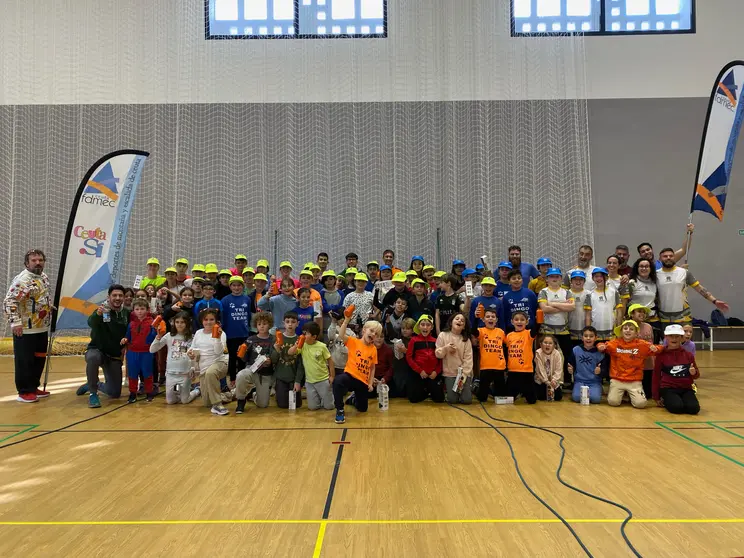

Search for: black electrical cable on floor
xmin=449 ymin=401 xmax=643 ymax=558
xmin=448 ymin=402 xmax=595 ymax=557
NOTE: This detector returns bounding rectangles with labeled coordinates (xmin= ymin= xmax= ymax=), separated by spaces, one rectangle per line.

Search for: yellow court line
xmin=312 ymin=521 xmax=327 ymax=558
xmin=2 ymin=518 xmax=744 ymax=526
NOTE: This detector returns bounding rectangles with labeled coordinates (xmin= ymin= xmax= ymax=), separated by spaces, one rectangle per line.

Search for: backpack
xmin=710 ymin=309 xmax=728 ymax=326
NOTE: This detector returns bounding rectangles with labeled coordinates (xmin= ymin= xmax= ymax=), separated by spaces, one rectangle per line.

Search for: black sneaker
xmin=235 ymin=399 xmax=246 ymax=414
xmin=146 ymin=393 xmax=155 ymax=402
xmin=127 ymin=393 xmax=137 ymax=404
xmin=335 ymin=409 xmax=345 ymax=424
xmin=345 ymin=394 xmax=356 ymax=406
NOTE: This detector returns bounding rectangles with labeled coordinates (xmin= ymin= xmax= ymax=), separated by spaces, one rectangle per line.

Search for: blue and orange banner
xmin=53 ymin=150 xmax=149 ymax=330
xmin=691 ymin=61 xmax=744 ymax=221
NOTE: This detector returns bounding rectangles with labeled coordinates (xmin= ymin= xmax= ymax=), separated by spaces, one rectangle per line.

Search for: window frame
xmin=205 ymin=0 xmax=389 ymax=40
xmin=510 ymin=0 xmax=696 ymax=37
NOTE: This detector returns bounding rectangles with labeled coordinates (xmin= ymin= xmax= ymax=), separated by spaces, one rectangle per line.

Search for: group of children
xmin=106 ymin=253 xmax=701 ymax=422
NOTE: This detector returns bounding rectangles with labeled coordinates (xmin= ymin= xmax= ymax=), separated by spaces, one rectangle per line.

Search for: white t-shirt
xmin=584 ymin=287 xmax=621 ymax=338
xmin=190 ymin=329 xmax=228 ymax=371
xmin=656 ymin=266 xmax=698 ymax=321
xmin=150 ymin=333 xmax=192 ymax=375
xmin=628 ymin=278 xmax=657 ymax=318
xmin=537 ymin=287 xmax=573 ymax=332
xmin=567 ymin=288 xmax=589 ymax=337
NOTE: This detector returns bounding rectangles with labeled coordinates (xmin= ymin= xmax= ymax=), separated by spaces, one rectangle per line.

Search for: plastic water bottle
xmin=378 ymin=383 xmax=389 ymax=411
xmin=547 ymin=385 xmax=554 ymax=402
xmin=102 ymin=302 xmax=111 ymax=323
xmin=580 ymin=385 xmax=590 ymax=405
xmin=288 ymin=390 xmax=296 ymax=411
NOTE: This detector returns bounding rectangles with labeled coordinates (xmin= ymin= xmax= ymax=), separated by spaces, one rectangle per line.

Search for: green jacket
xmin=270 ymin=334 xmax=305 ymax=384
xmin=87 ymin=308 xmax=130 ymax=358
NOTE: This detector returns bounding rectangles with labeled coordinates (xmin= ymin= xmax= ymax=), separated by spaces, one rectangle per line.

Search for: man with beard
xmin=615 ymin=245 xmax=632 ymax=276
xmin=656 ymin=247 xmax=728 ymax=324
xmin=4 ymin=249 xmax=53 ymax=403
xmin=76 ymin=284 xmax=130 ymax=408
xmin=637 ymin=223 xmax=695 ymax=270
xmin=563 ymin=245 xmax=596 ymax=291
xmin=507 ymin=245 xmax=539 ymax=282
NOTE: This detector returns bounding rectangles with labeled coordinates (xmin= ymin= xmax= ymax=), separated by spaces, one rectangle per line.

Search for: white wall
xmin=3 ymin=0 xmax=740 ymax=105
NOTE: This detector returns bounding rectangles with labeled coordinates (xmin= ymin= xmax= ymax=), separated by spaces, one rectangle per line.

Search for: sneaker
xmin=88 ymin=393 xmax=101 ymax=408
xmin=35 ymin=388 xmax=51 ymax=398
xmin=248 ymin=387 xmax=256 ymax=400
xmin=235 ymin=399 xmax=246 ymax=414
xmin=76 ymin=383 xmax=89 ymax=396
xmin=335 ymin=409 xmax=345 ymax=424
xmin=16 ymin=393 xmax=38 ymax=403
xmin=146 ymin=393 xmax=155 ymax=402
xmin=251 ymin=391 xmax=258 ymax=404
xmin=345 ymin=394 xmax=356 ymax=406
xmin=97 ymin=383 xmax=107 ymax=396
xmin=472 ymin=379 xmax=480 ymax=392
xmin=127 ymin=393 xmax=137 ymax=404
xmin=211 ymin=404 xmax=229 ymax=416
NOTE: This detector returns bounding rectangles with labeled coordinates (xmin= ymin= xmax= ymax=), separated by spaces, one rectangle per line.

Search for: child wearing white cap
xmin=652 ymin=324 xmax=700 ymax=414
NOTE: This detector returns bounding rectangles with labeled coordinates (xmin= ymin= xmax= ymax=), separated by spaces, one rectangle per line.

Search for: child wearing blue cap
xmin=409 ymin=256 xmax=425 ymax=279
xmin=501 ymin=269 xmax=538 ymax=329
xmin=450 ymin=259 xmax=466 ymax=291
xmin=538 ymin=267 xmax=575 ymax=382
xmin=495 ymin=262 xmax=513 ymax=299
xmin=584 ymin=268 xmax=623 ymax=341
xmin=567 ymin=270 xmax=590 ymax=345
xmin=528 ymin=257 xmax=553 ymax=295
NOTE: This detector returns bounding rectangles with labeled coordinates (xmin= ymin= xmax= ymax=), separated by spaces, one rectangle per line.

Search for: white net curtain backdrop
xmin=0 ymin=0 xmax=593 ymax=339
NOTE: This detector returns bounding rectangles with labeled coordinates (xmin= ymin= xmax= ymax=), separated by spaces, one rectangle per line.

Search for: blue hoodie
xmin=568 ymin=345 xmax=605 ymax=385
xmin=258 ymin=293 xmax=297 ymax=331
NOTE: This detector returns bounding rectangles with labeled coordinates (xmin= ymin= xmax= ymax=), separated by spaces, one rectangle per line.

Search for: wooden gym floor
xmin=0 ymin=352 xmax=742 ymax=557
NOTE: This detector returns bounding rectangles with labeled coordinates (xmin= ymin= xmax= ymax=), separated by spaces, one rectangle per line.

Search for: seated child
xmin=471 ymin=309 xmax=507 ymax=402
xmin=435 ymin=312 xmax=474 ymax=404
xmin=390 ymin=317 xmax=415 ymax=398
xmin=653 ymin=324 xmax=700 ymax=415
xmin=270 ymin=311 xmax=304 ymax=409
xmin=627 ymin=304 xmax=655 ymax=399
xmin=149 ymin=311 xmax=201 ymax=405
xmin=597 ymin=319 xmax=660 ymax=408
xmin=406 ymin=314 xmax=445 ymax=403
xmin=235 ymin=312 xmax=275 ymax=412
xmin=534 ymin=334 xmax=564 ymax=401
xmin=299 ymin=322 xmax=335 ymax=411
xmin=384 ymin=297 xmax=409 ymax=343
xmin=567 ymin=326 xmax=604 ymax=404
xmin=372 ymin=336 xmax=394 ymax=395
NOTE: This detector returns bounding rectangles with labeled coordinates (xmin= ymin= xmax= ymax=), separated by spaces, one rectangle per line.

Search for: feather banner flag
xmin=53 ymin=150 xmax=149 ymax=331
xmin=691 ymin=61 xmax=744 ymax=221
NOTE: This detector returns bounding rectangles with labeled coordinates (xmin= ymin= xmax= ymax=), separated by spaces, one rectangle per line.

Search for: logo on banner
xmin=716 ymin=72 xmax=738 ymax=112
xmin=74 ymin=225 xmax=107 ymax=258
xmin=82 ymin=162 xmax=120 ymax=207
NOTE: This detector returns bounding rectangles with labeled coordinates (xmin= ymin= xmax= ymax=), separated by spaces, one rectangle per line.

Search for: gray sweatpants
xmin=85 ymin=348 xmax=123 ymax=398
xmin=235 ymin=369 xmax=272 ymax=408
xmin=306 ymin=379 xmax=334 ymax=410
xmin=165 ymin=374 xmax=199 ymax=405
xmin=444 ymin=376 xmax=473 ymax=404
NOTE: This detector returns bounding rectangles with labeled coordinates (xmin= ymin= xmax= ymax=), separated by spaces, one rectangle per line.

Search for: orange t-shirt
xmin=506 ymin=329 xmax=536 ymax=373
xmin=344 ymin=337 xmax=378 ymax=384
xmin=293 ymin=287 xmax=321 ymax=304
xmin=604 ymin=338 xmax=661 ymax=382
xmin=477 ymin=327 xmax=506 ymax=370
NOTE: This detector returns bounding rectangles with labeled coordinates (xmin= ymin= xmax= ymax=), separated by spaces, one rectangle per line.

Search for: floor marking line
xmin=708 ymin=422 xmax=744 ymax=442
xmin=1 ymin=518 xmax=744 ymax=526
xmin=656 ymin=422 xmax=744 ymax=469
xmin=0 ymin=425 xmax=38 ymax=444
xmin=312 ymin=520 xmax=327 ymax=558
xmin=322 ymin=428 xmax=347 ymax=519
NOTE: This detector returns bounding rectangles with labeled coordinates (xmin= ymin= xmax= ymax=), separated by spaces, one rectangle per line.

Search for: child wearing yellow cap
xmin=343 ymin=273 xmax=374 ymax=329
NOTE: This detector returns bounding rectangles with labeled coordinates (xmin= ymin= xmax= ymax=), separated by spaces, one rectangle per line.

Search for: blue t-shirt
xmin=495 ymin=281 xmax=511 ymax=299
xmin=501 ymin=288 xmax=538 ymax=328
xmin=469 ymin=295 xmax=504 ymax=330
xmin=193 ymin=298 xmax=223 ymax=329
xmin=293 ymin=305 xmax=317 ymax=332
xmin=311 ymin=283 xmax=324 ymax=293
xmin=569 ymin=345 xmax=605 ymax=385
xmin=221 ymin=294 xmax=251 ymax=339
xmin=519 ymin=262 xmax=540 ymax=282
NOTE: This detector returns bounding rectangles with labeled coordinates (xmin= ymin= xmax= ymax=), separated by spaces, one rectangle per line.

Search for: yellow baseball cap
xmin=254 ymin=273 xmax=268 ymax=282
xmin=229 ymin=275 xmax=244 ymax=284
xmin=345 ymin=267 xmax=359 ymax=275
xmin=392 ymin=272 xmax=407 ymax=282
xmin=176 ymin=257 xmax=189 ymax=265
xmin=627 ymin=303 xmax=650 ymax=316
xmin=411 ymin=278 xmax=426 ymax=287
xmin=322 ymin=270 xmax=336 ymax=279
xmin=300 ymin=269 xmax=313 ymax=277
xmin=279 ymin=260 xmax=293 ymax=269
xmin=146 ymin=257 xmax=160 ymax=266
xmin=218 ymin=269 xmax=232 ymax=276
xmin=433 ymin=271 xmax=446 ymax=278
xmin=164 ymin=267 xmax=177 ymax=274
xmin=413 ymin=314 xmax=434 ymax=335
xmin=242 ymin=267 xmax=255 ymax=275
xmin=191 ymin=276 xmax=205 ymax=283
xmin=481 ymin=276 xmax=496 ymax=286
xmin=405 ymin=270 xmax=418 ymax=277
xmin=614 ymin=319 xmax=639 ymax=338
xmin=205 ymin=263 xmax=219 ymax=274
xmin=311 ymin=264 xmax=321 ymax=271
xmin=234 ymin=254 xmax=248 ymax=261
xmin=354 ymin=273 xmax=369 ymax=282
xmin=423 ymin=264 xmax=435 ymax=272
xmin=256 ymin=259 xmax=270 ymax=268
xmin=192 ymin=264 xmax=205 ymax=272
xmin=367 ymin=260 xmax=380 ymax=268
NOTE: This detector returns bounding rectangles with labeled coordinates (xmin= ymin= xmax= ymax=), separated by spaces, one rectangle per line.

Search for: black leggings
xmin=407 ymin=372 xmax=445 ymax=403
xmin=535 ymin=382 xmax=563 ymax=401
xmin=661 ymin=388 xmax=699 ymax=415
xmin=507 ymin=372 xmax=536 ymax=404
xmin=477 ymin=369 xmax=506 ymax=401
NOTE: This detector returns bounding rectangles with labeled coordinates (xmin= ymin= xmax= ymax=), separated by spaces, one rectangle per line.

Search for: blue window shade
xmin=206 ymin=0 xmax=388 ymax=39
xmin=511 ymin=0 xmax=694 ymax=36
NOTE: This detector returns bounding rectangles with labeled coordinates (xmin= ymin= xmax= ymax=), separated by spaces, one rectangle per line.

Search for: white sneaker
xmin=211 ymin=404 xmax=229 ymax=416
xmin=187 ymin=389 xmax=200 ymax=403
